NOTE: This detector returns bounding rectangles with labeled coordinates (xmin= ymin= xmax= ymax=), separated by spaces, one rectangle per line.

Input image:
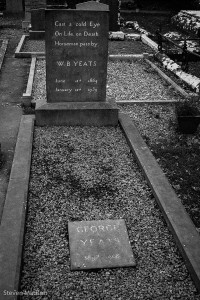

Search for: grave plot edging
xmin=0 ymin=115 xmax=35 ymax=300
xmin=120 ymin=10 xmax=171 ymax=15
xmin=117 ymin=100 xmax=178 ymax=104
xmin=15 ymin=34 xmax=27 ymax=58
xmin=0 ymin=39 xmax=8 ymax=71
xmin=27 ymin=56 xmax=188 ymax=107
xmin=0 ymin=113 xmax=200 ymax=295
xmin=145 ymin=58 xmax=198 ymax=99
xmin=22 ymin=56 xmax=37 ymax=106
xmin=119 ymin=111 xmax=200 ymax=293
xmin=141 ymin=34 xmax=200 ymax=95
xmin=141 ymin=34 xmax=158 ymax=51
xmin=15 ymin=35 xmax=45 ymax=58
xmin=109 ymin=53 xmax=153 ymax=61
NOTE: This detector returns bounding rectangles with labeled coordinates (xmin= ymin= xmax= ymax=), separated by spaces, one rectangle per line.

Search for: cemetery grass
xmin=20 ymin=126 xmax=200 ymax=299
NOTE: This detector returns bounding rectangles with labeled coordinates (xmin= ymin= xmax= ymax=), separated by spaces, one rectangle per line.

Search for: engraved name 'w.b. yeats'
xmin=45 ymin=9 xmax=109 ymax=103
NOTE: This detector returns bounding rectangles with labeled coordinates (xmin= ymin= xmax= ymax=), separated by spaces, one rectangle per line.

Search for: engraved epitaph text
xmin=45 ymin=9 xmax=109 ymax=102
xmin=68 ymin=219 xmax=136 ymax=270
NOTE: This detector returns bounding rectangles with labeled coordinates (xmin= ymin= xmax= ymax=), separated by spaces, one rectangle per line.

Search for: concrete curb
xmin=141 ymin=34 xmax=158 ymax=51
xmin=119 ymin=112 xmax=200 ymax=292
xmin=116 ymin=100 xmax=177 ymax=104
xmin=141 ymin=34 xmax=200 ymax=95
xmin=145 ymin=59 xmax=198 ymax=99
xmin=22 ymin=56 xmax=37 ymax=106
xmin=120 ymin=10 xmax=171 ymax=15
xmin=0 ymin=115 xmax=35 ymax=300
xmin=109 ymin=53 xmax=153 ymax=61
xmin=15 ymin=35 xmax=45 ymax=58
xmin=0 ymin=39 xmax=8 ymax=71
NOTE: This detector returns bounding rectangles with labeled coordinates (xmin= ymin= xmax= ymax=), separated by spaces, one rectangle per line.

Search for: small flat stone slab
xmin=68 ymin=219 xmax=136 ymax=270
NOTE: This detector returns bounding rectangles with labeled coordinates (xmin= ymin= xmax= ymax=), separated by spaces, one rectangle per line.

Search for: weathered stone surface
xmin=101 ymin=0 xmax=120 ymax=31
xmin=76 ymin=1 xmax=109 ymax=11
xmin=109 ymin=31 xmax=125 ymax=40
xmin=35 ymin=100 xmax=119 ymax=126
xmin=68 ymin=219 xmax=136 ymax=270
xmin=31 ymin=8 xmax=45 ymax=31
xmin=45 ymin=8 xmax=109 ymax=103
xmin=29 ymin=30 xmax=45 ymax=40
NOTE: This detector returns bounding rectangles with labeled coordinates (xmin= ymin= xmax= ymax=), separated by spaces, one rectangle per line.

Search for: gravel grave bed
xmin=32 ymin=59 xmax=183 ymax=103
xmin=108 ymin=40 xmax=154 ymax=54
xmin=21 ymin=38 xmax=154 ymax=54
xmin=32 ymin=59 xmax=200 ymax=229
xmin=20 ymin=125 xmax=200 ymax=299
xmin=120 ymin=104 xmax=200 ymax=230
xmin=21 ymin=39 xmax=45 ymax=53
xmin=0 ymin=16 xmax=23 ymax=29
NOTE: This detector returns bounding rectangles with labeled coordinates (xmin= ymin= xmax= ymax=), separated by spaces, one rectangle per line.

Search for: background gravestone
xmin=31 ymin=8 xmax=45 ymax=31
xmin=45 ymin=6 xmax=109 ymax=102
xmin=68 ymin=219 xmax=136 ymax=270
xmin=101 ymin=0 xmax=120 ymax=31
xmin=30 ymin=8 xmax=45 ymax=39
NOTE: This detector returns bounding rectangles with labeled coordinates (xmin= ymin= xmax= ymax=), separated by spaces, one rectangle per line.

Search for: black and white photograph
xmin=0 ymin=0 xmax=200 ymax=299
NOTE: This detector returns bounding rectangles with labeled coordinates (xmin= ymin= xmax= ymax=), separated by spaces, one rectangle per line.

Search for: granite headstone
xmin=45 ymin=5 xmax=109 ymax=103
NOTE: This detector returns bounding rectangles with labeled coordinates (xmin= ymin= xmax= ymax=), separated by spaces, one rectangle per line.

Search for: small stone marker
xmin=68 ymin=219 xmax=136 ymax=270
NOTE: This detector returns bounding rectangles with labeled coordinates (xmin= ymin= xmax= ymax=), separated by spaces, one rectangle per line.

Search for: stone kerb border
xmin=141 ymin=34 xmax=200 ymax=95
xmin=109 ymin=53 xmax=153 ymax=60
xmin=120 ymin=10 xmax=171 ymax=15
xmin=0 ymin=39 xmax=8 ymax=71
xmin=144 ymin=58 xmax=198 ymax=100
xmin=14 ymin=32 xmax=200 ymax=96
xmin=0 ymin=115 xmax=35 ymax=300
xmin=22 ymin=55 xmax=193 ymax=108
xmin=22 ymin=55 xmax=37 ymax=107
xmin=17 ymin=32 xmax=199 ymax=99
xmin=119 ymin=112 xmax=200 ymax=291
xmin=0 ymin=113 xmax=200 ymax=296
xmin=15 ymin=35 xmax=45 ymax=58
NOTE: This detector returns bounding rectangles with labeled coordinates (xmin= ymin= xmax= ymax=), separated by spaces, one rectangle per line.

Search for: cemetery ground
xmin=0 ymin=15 xmax=30 ymax=219
xmin=121 ymin=12 xmax=200 ymax=81
xmin=0 ymin=14 xmax=200 ymax=299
